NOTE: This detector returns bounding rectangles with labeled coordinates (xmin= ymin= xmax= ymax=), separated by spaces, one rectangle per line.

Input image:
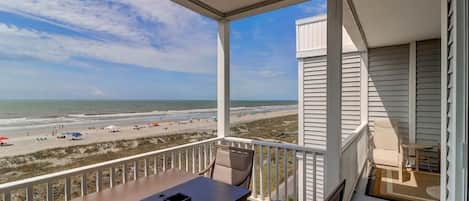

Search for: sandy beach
xmin=0 ymin=109 xmax=297 ymax=157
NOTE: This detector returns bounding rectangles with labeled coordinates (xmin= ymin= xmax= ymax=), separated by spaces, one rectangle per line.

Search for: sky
xmin=0 ymin=0 xmax=326 ymax=100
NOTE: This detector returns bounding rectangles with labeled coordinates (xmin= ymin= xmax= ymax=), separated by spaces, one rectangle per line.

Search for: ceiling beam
xmin=171 ymin=0 xmax=224 ymax=20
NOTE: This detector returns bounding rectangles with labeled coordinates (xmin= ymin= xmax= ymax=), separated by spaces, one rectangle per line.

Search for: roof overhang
xmin=348 ymin=0 xmax=441 ymax=48
xmin=171 ymin=0 xmax=308 ymax=21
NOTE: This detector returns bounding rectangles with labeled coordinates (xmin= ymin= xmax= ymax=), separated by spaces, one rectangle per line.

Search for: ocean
xmin=0 ymin=100 xmax=297 ymax=133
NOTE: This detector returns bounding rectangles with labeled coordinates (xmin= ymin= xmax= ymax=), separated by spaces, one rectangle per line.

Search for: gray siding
xmin=368 ymin=45 xmax=410 ymax=143
xmin=416 ymin=39 xmax=441 ymax=145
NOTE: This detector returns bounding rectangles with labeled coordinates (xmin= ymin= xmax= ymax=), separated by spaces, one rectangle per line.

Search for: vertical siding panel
xmin=416 ymin=40 xmax=441 ymax=171
xmin=368 ymin=45 xmax=410 ymax=143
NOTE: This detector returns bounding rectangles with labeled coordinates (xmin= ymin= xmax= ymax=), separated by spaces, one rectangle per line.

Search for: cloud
xmin=91 ymin=87 xmax=105 ymax=97
xmin=299 ymin=1 xmax=327 ymax=15
xmin=0 ymin=0 xmax=217 ymax=73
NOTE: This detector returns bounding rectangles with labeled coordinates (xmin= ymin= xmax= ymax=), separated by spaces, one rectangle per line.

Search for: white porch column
xmin=325 ymin=0 xmax=343 ymax=195
xmin=217 ymin=20 xmax=230 ymax=137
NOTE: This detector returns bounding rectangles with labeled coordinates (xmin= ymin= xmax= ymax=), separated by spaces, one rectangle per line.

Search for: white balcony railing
xmin=0 ymin=137 xmax=324 ymax=201
xmin=340 ymin=122 xmax=369 ymax=201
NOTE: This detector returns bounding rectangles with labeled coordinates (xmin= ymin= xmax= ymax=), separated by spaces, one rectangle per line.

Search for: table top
xmin=142 ymin=176 xmax=251 ymax=201
xmin=74 ymin=169 xmax=196 ymax=201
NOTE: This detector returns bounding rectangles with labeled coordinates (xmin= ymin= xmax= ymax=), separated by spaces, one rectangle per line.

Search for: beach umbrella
xmin=152 ymin=122 xmax=160 ymax=127
xmin=0 ymin=136 xmax=8 ymax=143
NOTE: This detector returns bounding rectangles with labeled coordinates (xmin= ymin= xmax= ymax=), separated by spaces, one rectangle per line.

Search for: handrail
xmin=0 ymin=137 xmax=222 ymax=191
xmin=224 ymin=137 xmax=326 ymax=154
xmin=341 ymin=121 xmax=368 ymax=152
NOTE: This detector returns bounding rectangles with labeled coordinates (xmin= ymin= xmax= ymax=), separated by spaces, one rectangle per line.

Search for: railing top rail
xmin=224 ymin=137 xmax=326 ymax=154
xmin=342 ymin=121 xmax=368 ymax=152
xmin=0 ymin=137 xmax=223 ymax=191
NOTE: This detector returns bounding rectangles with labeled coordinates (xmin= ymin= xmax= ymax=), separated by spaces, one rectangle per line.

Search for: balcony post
xmin=217 ymin=20 xmax=230 ymax=137
xmin=325 ymin=0 xmax=343 ymax=196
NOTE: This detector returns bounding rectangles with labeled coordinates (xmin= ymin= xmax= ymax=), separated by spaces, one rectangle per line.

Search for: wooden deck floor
xmin=351 ymin=165 xmax=388 ymax=201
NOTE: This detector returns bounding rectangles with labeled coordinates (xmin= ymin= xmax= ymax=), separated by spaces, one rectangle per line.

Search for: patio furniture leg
xmin=399 ymin=165 xmax=403 ymax=182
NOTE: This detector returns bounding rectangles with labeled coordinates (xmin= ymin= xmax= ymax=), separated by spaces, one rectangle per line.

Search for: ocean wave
xmin=66 ymin=105 xmax=291 ymax=119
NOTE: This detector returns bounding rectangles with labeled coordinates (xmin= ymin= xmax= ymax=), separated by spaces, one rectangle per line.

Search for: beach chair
xmin=199 ymin=145 xmax=254 ymax=189
xmin=371 ymin=118 xmax=404 ymax=181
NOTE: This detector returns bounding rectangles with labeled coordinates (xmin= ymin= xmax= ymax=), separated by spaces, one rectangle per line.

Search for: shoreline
xmin=0 ymin=109 xmax=297 ymax=157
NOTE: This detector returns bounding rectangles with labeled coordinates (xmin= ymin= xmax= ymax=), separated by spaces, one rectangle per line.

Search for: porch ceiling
xmin=171 ymin=0 xmax=308 ymax=20
xmin=351 ymin=0 xmax=441 ymax=47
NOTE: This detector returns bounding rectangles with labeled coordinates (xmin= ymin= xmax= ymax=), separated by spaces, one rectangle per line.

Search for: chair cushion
xmin=373 ymin=118 xmax=399 ymax=151
xmin=373 ymin=149 xmax=399 ymax=167
xmin=211 ymin=147 xmax=253 ymax=187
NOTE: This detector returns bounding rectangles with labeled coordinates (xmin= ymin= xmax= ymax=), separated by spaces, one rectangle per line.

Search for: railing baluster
xmin=185 ymin=149 xmax=189 ymax=172
xmin=26 ymin=186 xmax=33 ymax=201
xmin=259 ymin=145 xmax=264 ymax=199
xmin=143 ymin=158 xmax=149 ymax=177
xmin=252 ymin=144 xmax=257 ymax=198
xmin=267 ymin=146 xmax=271 ymax=201
xmin=313 ymin=153 xmax=317 ymax=201
xmin=203 ymin=144 xmax=207 ymax=168
xmin=96 ymin=169 xmax=103 ymax=192
xmin=178 ymin=151 xmax=182 ymax=170
xmin=81 ymin=174 xmax=88 ymax=196
xmin=198 ymin=146 xmax=202 ymax=172
xmin=110 ymin=167 xmax=116 ymax=188
xmin=293 ymin=150 xmax=298 ymax=201
xmin=154 ymin=156 xmax=158 ymax=175
xmin=284 ymin=148 xmax=289 ymax=201
xmin=209 ymin=143 xmax=213 ymax=164
xmin=162 ymin=154 xmax=166 ymax=172
xmin=144 ymin=159 xmax=149 ymax=177
xmin=192 ymin=146 xmax=196 ymax=173
xmin=133 ymin=161 xmax=138 ymax=180
xmin=123 ymin=163 xmax=128 ymax=184
xmin=64 ymin=176 xmax=71 ymax=201
xmin=171 ymin=151 xmax=175 ymax=169
xmin=46 ymin=182 xmax=53 ymax=201
xmin=303 ymin=152 xmax=307 ymax=201
xmin=275 ymin=147 xmax=279 ymax=200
